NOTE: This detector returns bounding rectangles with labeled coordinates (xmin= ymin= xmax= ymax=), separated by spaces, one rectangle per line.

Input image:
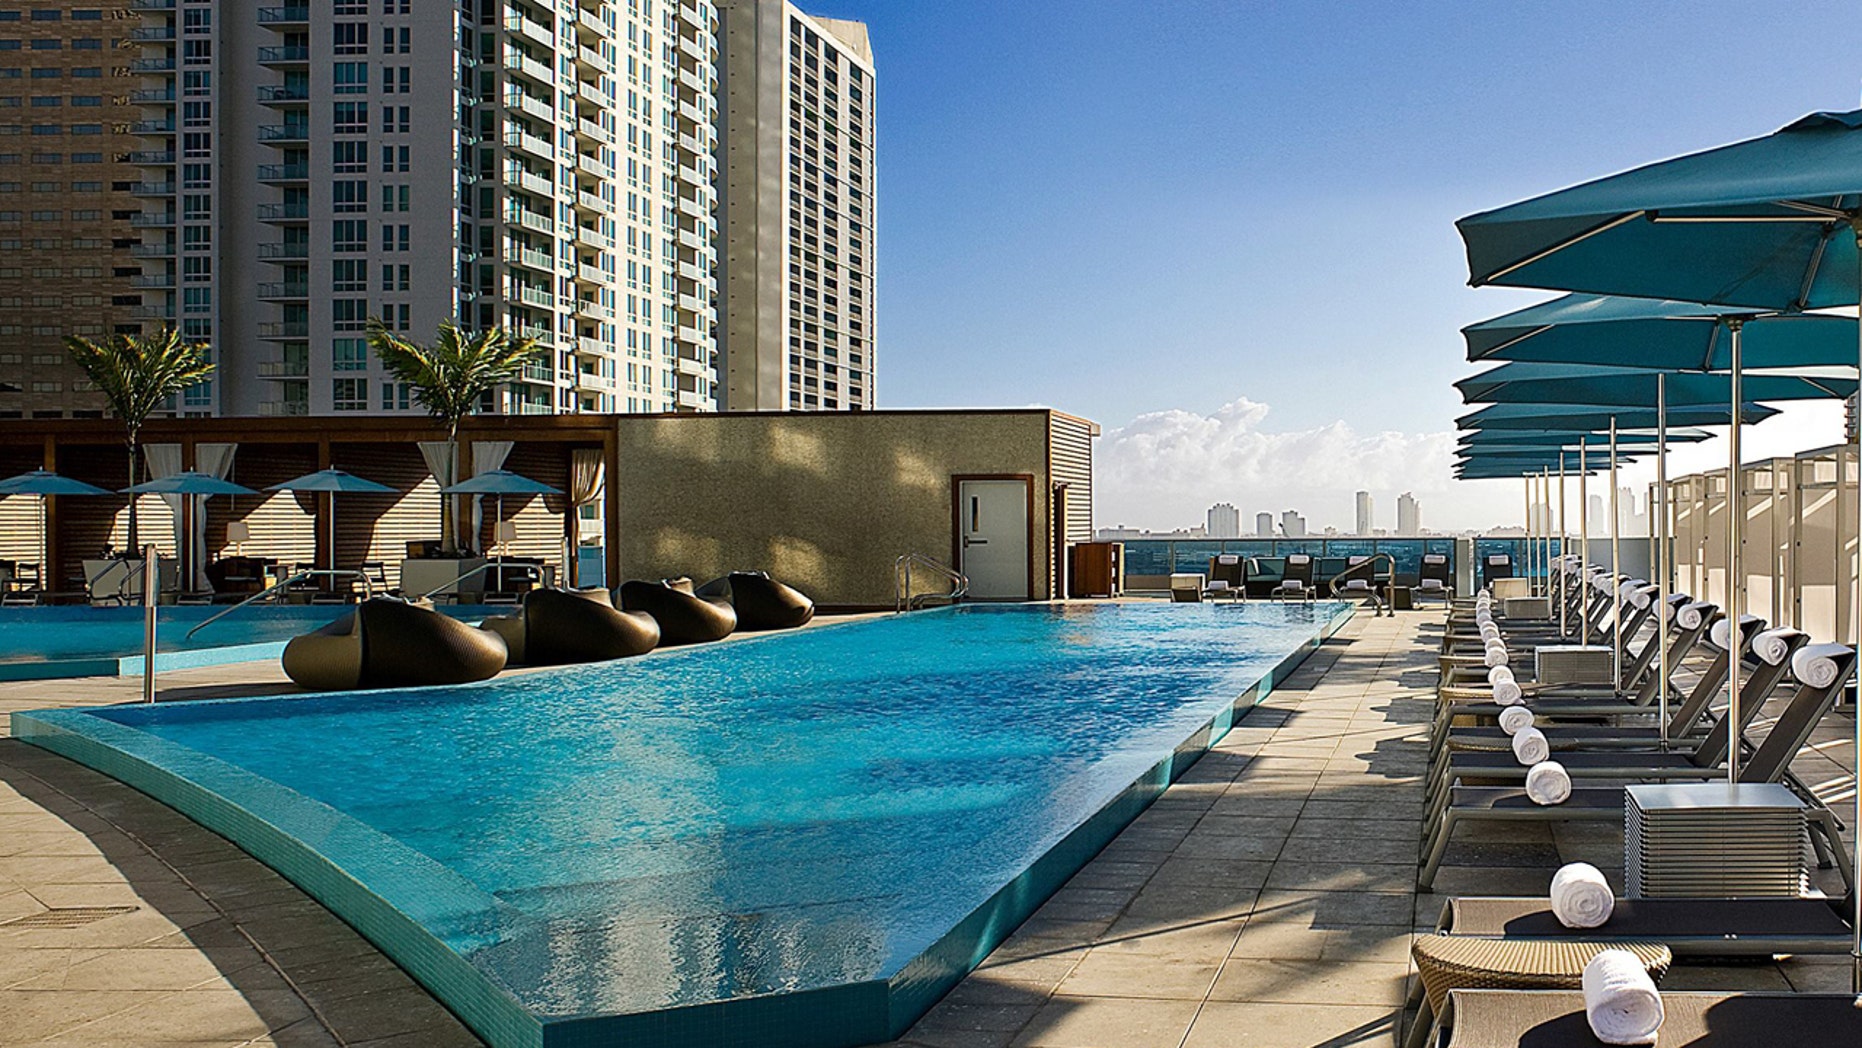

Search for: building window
xmin=333 ymin=23 xmax=368 ymax=55
xmin=380 ymin=105 xmax=408 ymax=133
xmin=380 ymin=380 xmax=410 ymax=411
xmin=332 ymin=378 xmax=367 ymax=410
xmin=332 ymin=337 xmax=367 ymax=370
xmin=183 ymin=287 xmax=210 ymax=314
xmin=380 ymin=183 xmax=408 ymax=212
xmin=380 ymin=144 xmax=409 ymax=172
xmin=333 ymin=102 xmax=367 ymax=134
xmin=331 ymin=179 xmax=367 ymax=212
xmin=333 ymin=299 xmax=368 ymax=331
xmin=380 ymin=262 xmax=408 ymax=291
xmin=381 ymin=223 xmax=407 ymax=251
xmin=332 ymin=259 xmax=367 ymax=291
xmin=333 ymin=62 xmax=368 ymax=95
xmin=182 ymin=39 xmax=211 ymax=65
xmin=333 ymin=140 xmax=367 ymax=173
xmin=332 ymin=219 xmax=367 ymax=252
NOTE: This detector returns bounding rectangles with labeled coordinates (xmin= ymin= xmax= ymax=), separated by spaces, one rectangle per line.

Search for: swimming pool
xmin=0 ymin=604 xmax=498 ymax=680
xmin=16 ymin=601 xmax=1351 ymax=1048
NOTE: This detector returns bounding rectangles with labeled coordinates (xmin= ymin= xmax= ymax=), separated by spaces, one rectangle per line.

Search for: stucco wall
xmin=612 ymin=411 xmax=1060 ymax=607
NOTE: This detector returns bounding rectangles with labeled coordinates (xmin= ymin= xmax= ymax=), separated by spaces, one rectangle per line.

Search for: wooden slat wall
xmin=1049 ymin=414 xmax=1095 ymax=544
xmin=207 ymin=445 xmax=319 ymax=574
xmin=331 ymin=442 xmax=445 ymax=592
xmin=0 ymin=445 xmax=42 ymax=563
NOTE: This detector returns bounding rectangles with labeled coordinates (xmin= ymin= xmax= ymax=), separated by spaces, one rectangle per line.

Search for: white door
xmin=958 ymin=479 xmax=1030 ymax=600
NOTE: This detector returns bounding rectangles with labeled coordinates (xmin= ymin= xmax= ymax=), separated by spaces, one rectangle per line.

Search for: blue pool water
xmin=0 ymin=604 xmax=495 ymax=668
xmin=17 ymin=601 xmax=1349 ymax=1048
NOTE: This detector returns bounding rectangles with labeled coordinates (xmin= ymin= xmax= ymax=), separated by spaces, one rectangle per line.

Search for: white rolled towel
xmin=1627 ymin=585 xmax=1653 ymax=610
xmin=1492 ymin=678 xmax=1524 ymax=706
xmin=1791 ymin=642 xmax=1854 ymax=690
xmin=1483 ymin=646 xmax=1509 ymax=669
xmin=1550 ymin=862 xmax=1615 ymax=929
xmin=1498 ymin=704 xmax=1535 ymax=735
xmin=1674 ymin=601 xmax=1710 ymax=631
xmin=1708 ymin=614 xmax=1760 ymax=652
xmin=1749 ymin=627 xmax=1800 ymax=667
xmin=1511 ymin=725 xmax=1550 ymax=765
xmin=1487 ymin=665 xmax=1515 ymax=686
xmin=1582 ymin=948 xmax=1664 ymax=1045
xmin=1525 ymin=760 xmax=1571 ymax=805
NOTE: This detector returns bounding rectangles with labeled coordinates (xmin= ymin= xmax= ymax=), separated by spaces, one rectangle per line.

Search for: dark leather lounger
xmin=1441 ymin=990 xmax=1862 ymax=1047
xmin=1436 ymin=896 xmax=1852 ymax=957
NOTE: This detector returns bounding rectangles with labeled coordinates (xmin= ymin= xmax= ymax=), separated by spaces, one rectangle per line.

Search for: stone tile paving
xmin=0 ymin=609 xmax=1854 ymax=1048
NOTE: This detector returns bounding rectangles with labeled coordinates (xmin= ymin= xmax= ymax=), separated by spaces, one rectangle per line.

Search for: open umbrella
xmin=1456 ymin=361 xmax=1855 ymax=406
xmin=266 ymin=468 xmax=395 ymax=576
xmin=1459 ymin=109 xmax=1862 ymax=987
xmin=443 ymin=470 xmax=564 ymax=587
xmin=1464 ymin=293 xmax=1860 ymax=368
xmin=1459 ymin=427 xmax=1712 ymax=449
xmin=0 ymin=469 xmax=110 ymax=595
xmin=1458 ymin=402 xmax=1777 ymax=431
xmin=121 ymin=472 xmax=258 ymax=596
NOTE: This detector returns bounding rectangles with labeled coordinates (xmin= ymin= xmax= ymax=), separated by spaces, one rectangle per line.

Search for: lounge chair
xmin=479 ymin=586 xmax=659 ymax=665
xmin=1332 ymin=555 xmax=1386 ymax=613
xmin=1430 ymin=989 xmax=1862 ymax=1048
xmin=1418 ymin=644 xmax=1857 ymax=889
xmin=282 ymin=597 xmax=508 ymax=690
xmin=1270 ymin=553 xmax=1314 ymax=601
xmin=1417 ymin=553 xmax=1453 ymax=604
xmin=1201 ymin=555 xmax=1246 ymax=602
xmin=1481 ymin=553 xmax=1513 ymax=590
xmin=695 ymin=571 xmax=816 ymax=630
xmin=618 ymin=577 xmax=737 ymax=644
xmin=1430 ymin=894 xmax=1852 ymax=958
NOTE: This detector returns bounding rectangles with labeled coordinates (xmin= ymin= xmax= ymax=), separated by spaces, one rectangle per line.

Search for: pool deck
xmin=0 ymin=610 xmax=1854 ymax=1047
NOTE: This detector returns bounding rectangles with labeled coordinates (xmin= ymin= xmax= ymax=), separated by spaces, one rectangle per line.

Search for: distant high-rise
xmin=1206 ymin=501 xmax=1240 ymax=539
xmin=718 ymin=0 xmax=875 ymax=411
xmin=1280 ymin=509 xmax=1306 ymax=537
xmin=1255 ymin=511 xmax=1274 ymax=537
xmin=1354 ymin=491 xmax=1373 ymax=536
xmin=1397 ymin=492 xmax=1420 ymax=535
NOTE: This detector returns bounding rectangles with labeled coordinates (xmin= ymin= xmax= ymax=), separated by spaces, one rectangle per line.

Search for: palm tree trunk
xmin=440 ymin=422 xmax=458 ymax=555
xmin=125 ymin=439 xmax=139 ymax=554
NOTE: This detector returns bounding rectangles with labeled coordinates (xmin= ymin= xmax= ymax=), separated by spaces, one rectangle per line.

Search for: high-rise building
xmin=0 ymin=5 xmax=145 ymax=420
xmin=1280 ymin=509 xmax=1305 ymax=537
xmin=117 ymin=0 xmax=720 ymax=418
xmin=1354 ymin=490 xmax=1373 ymax=536
xmin=717 ymin=0 xmax=874 ymax=411
xmin=1206 ymin=501 xmax=1239 ymax=539
xmin=1397 ymin=492 xmax=1420 ymax=535
xmin=1254 ymin=511 xmax=1273 ymax=538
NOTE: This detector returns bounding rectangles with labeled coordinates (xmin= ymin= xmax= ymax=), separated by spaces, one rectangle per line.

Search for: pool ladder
xmin=895 ymin=553 xmax=968 ymax=613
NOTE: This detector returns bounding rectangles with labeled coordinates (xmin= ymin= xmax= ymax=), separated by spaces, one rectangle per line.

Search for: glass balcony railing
xmin=1113 ymin=536 xmax=1559 ymax=588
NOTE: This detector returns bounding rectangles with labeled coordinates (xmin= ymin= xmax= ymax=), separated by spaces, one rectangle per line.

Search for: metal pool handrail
xmin=184 ymin=569 xmax=375 ymax=639
xmin=1327 ymin=552 xmax=1396 ymax=617
xmin=895 ymin=553 xmax=968 ymax=613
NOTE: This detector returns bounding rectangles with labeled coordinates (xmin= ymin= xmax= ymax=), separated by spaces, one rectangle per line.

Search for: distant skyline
xmin=801 ymin=0 xmax=1862 ymax=529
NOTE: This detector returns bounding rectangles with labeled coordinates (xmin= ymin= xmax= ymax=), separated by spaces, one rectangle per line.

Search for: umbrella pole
xmin=1726 ymin=319 xmax=1744 ymax=785
xmin=1657 ymin=373 xmax=1670 ymax=749
xmin=1522 ymin=477 xmax=1532 ymax=593
xmin=1580 ymin=438 xmax=1589 ymax=644
xmin=1610 ymin=418 xmax=1621 ymax=687
xmin=1852 ymin=223 xmax=1861 ymax=996
xmin=1559 ymin=459 xmax=1568 ymax=637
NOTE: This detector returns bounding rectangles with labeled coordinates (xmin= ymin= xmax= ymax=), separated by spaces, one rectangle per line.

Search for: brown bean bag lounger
xmin=617 ymin=577 xmax=736 ymax=645
xmin=283 ymin=597 xmax=508 ymax=690
xmin=480 ymin=586 xmax=660 ymax=665
xmin=694 ymin=571 xmax=815 ymax=631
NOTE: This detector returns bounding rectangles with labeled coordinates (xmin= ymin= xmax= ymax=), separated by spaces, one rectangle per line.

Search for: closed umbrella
xmin=266 ymin=468 xmax=395 ymax=577
xmin=443 ymin=470 xmax=563 ymax=589
xmin=0 ymin=469 xmax=110 ymax=596
xmin=1458 ymin=109 xmax=1862 ymax=987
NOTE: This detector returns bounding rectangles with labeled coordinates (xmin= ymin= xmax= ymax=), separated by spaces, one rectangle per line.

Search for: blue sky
xmin=801 ymin=0 xmax=1862 ymax=530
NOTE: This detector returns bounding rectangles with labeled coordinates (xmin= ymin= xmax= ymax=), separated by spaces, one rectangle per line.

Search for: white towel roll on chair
xmin=1511 ymin=725 xmax=1549 ymax=765
xmin=1674 ymin=601 xmax=1710 ymax=631
xmin=1582 ymin=948 xmax=1664 ymax=1045
xmin=1483 ymin=647 xmax=1509 ymax=669
xmin=1550 ymin=862 xmax=1615 ymax=929
xmin=1708 ymin=614 xmax=1761 ymax=652
xmin=1498 ymin=704 xmax=1534 ymax=735
xmin=1524 ymin=760 xmax=1571 ymax=805
xmin=1487 ymin=665 xmax=1514 ymax=686
xmin=1748 ymin=628 xmax=1800 ymax=667
xmin=1791 ymin=642 xmax=1854 ymax=690
xmin=1492 ymin=678 xmax=1524 ymax=706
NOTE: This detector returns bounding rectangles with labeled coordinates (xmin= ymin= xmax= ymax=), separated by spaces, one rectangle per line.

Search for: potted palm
xmin=64 ymin=328 xmax=215 ymax=552
xmin=367 ymin=319 xmax=545 ymax=553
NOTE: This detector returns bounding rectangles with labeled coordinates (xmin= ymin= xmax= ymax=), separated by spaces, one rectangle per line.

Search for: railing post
xmin=142 ymin=544 xmax=159 ymax=703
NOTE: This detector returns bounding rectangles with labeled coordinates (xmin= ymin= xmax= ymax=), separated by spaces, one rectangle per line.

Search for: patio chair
xmin=1202 ymin=554 xmax=1246 ymax=601
xmin=1417 ymin=553 xmax=1453 ymax=604
xmin=1430 ymin=989 xmax=1862 ymax=1048
xmin=1429 ymin=893 xmax=1852 ymax=959
xmin=1481 ymin=553 xmax=1513 ymax=589
xmin=1270 ymin=553 xmax=1314 ymax=601
xmin=1331 ymin=555 xmax=1386 ymax=613
xmin=1419 ymin=644 xmax=1857 ymax=889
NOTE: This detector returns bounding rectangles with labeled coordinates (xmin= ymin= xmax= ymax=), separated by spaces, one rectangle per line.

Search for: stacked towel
xmin=1708 ymin=614 xmax=1760 ymax=652
xmin=1487 ymin=665 xmax=1514 ymax=686
xmin=1792 ymin=642 xmax=1854 ymax=689
xmin=1674 ymin=601 xmax=1710 ymax=631
xmin=1550 ymin=862 xmax=1615 ymax=929
xmin=1492 ymin=678 xmax=1524 ymax=706
xmin=1749 ymin=628 xmax=1800 ymax=666
xmin=1483 ymin=646 xmax=1509 ymax=669
xmin=1511 ymin=725 xmax=1549 ymax=765
xmin=1582 ymin=949 xmax=1663 ymax=1045
xmin=1498 ymin=704 xmax=1534 ymax=735
xmin=1525 ymin=760 xmax=1571 ymax=805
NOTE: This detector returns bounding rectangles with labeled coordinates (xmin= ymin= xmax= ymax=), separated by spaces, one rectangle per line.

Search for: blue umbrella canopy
xmin=1456 ymin=361 xmax=1854 ymax=406
xmin=0 ymin=469 xmax=110 ymax=496
xmin=1458 ymin=401 xmax=1778 ymax=432
xmin=1463 ymin=294 xmax=1860 ymax=370
xmin=1458 ymin=110 xmax=1862 ymax=309
xmin=442 ymin=469 xmax=562 ymax=496
xmin=1458 ymin=428 xmax=1711 ymax=450
xmin=266 ymin=468 xmax=395 ymax=494
xmin=122 ymin=471 xmax=256 ymax=496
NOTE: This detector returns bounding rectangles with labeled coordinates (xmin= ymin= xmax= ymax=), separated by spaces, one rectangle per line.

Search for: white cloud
xmin=1096 ymin=398 xmax=1520 ymax=532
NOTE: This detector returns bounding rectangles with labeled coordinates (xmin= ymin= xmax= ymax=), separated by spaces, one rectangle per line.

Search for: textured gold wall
xmin=613 ymin=411 xmax=1058 ymax=607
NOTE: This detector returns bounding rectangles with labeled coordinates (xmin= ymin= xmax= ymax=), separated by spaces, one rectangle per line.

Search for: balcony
xmin=130 ymin=272 xmax=175 ymax=288
xmin=674 ymin=355 xmax=710 ymax=379
xmin=509 ymin=246 xmax=555 ymax=273
xmin=131 ymin=119 xmax=177 ymax=135
xmin=257 ymin=201 xmax=310 ymax=221
xmin=129 ymin=57 xmax=177 ymax=73
xmin=125 ymin=150 xmax=176 ymax=166
xmin=577 ymin=335 xmax=608 ymax=356
xmin=130 ymin=0 xmax=175 ymax=8
xmin=256 ymin=242 xmax=309 ymax=260
xmin=507 ymin=208 xmax=555 ymax=235
xmin=257 ymin=281 xmax=310 ymax=300
xmin=576 ymin=189 xmax=610 ymax=214
xmin=572 ymin=298 xmax=614 ymax=321
xmin=256 ymin=6 xmax=310 ymax=25
xmin=130 ymin=25 xmax=175 ymax=42
xmin=257 ymin=163 xmax=310 ymax=183
xmin=575 ymin=152 xmax=613 ymax=180
xmin=515 ymin=285 xmax=556 ymax=309
xmin=258 ymin=124 xmax=309 ymax=143
xmin=503 ymin=129 xmax=554 ymax=162
xmin=576 ymin=45 xmax=610 ymax=74
xmin=130 ymin=212 xmax=176 ymax=228
xmin=503 ymin=50 xmax=555 ymax=87
xmin=674 ymin=388 xmax=711 ymax=411
xmin=576 ymin=117 xmax=609 ymax=144
xmin=677 ymin=32 xmax=707 ymax=63
xmin=257 ymin=320 xmax=310 ymax=339
xmin=258 ymin=359 xmax=310 ymax=378
xmin=257 ymin=84 xmax=310 ymax=105
xmin=513 ymin=168 xmax=554 ymax=196
xmin=132 ymin=181 xmax=175 ymax=197
xmin=130 ymin=242 xmax=176 ymax=258
xmin=676 ymin=194 xmax=708 ymax=220
xmin=578 ymin=262 xmax=608 ymax=285
xmin=503 ymin=13 xmax=556 ymax=49
xmin=575 ymin=224 xmax=613 ymax=251
xmin=127 ymin=304 xmax=174 ymax=319
xmin=677 ymin=225 xmax=706 ymax=250
xmin=257 ymin=45 xmax=310 ymax=66
xmin=259 ymin=399 xmax=310 ymax=416
xmin=519 ymin=363 xmax=555 ymax=384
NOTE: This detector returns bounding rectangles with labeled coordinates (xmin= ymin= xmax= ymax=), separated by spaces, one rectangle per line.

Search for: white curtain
xmin=418 ymin=440 xmax=458 ymax=549
xmin=470 ymin=440 xmax=514 ymax=553
xmin=568 ymin=448 xmax=604 ymax=585
xmin=142 ymin=443 xmax=184 ymax=559
xmin=193 ymin=443 xmax=237 ymax=589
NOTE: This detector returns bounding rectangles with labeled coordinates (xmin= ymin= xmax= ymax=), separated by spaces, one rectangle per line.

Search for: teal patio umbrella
xmin=0 ymin=469 xmax=110 ymax=593
xmin=1464 ymin=294 xmax=1859 ymax=369
xmin=267 ymin=468 xmax=397 ymax=576
xmin=1458 ymin=402 xmax=1776 ymax=431
xmin=1460 ymin=427 xmax=1712 ymax=448
xmin=443 ymin=470 xmax=564 ymax=585
xmin=121 ymin=473 xmax=259 ymax=595
xmin=1456 ymin=361 xmax=1854 ymax=407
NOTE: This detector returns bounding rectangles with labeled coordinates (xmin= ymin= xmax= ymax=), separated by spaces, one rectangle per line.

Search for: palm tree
xmin=64 ymin=328 xmax=215 ymax=552
xmin=368 ymin=318 xmax=545 ymax=553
